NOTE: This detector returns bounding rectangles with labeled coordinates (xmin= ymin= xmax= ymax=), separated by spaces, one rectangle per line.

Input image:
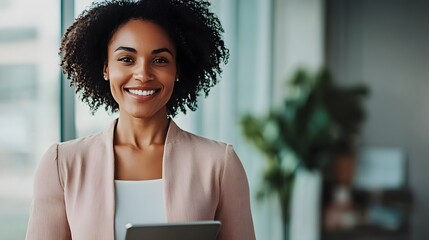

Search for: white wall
xmin=326 ymin=1 xmax=429 ymax=239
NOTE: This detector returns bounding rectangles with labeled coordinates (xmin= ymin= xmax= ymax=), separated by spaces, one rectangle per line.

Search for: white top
xmin=114 ymin=179 xmax=166 ymax=240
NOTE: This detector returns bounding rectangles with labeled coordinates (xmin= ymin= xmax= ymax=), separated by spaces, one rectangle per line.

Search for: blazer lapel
xmin=162 ymin=120 xmax=181 ymax=222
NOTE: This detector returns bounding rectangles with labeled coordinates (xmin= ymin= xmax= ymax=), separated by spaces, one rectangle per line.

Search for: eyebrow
xmin=114 ymin=46 xmax=137 ymax=53
xmin=152 ymin=48 xmax=174 ymax=56
xmin=114 ymin=46 xmax=174 ymax=56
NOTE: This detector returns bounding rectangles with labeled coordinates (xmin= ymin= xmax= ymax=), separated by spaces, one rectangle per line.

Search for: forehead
xmin=108 ymin=19 xmax=175 ymax=52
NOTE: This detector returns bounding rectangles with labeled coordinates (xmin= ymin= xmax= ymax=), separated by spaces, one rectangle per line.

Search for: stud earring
xmin=103 ymin=75 xmax=109 ymax=81
xmin=175 ymin=77 xmax=179 ymax=82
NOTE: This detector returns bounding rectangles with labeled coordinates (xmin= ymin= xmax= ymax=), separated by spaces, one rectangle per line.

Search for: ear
xmin=103 ymin=63 xmax=109 ymax=79
xmin=175 ymin=67 xmax=180 ymax=79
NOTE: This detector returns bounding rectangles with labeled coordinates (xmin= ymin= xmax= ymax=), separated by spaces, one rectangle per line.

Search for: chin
xmin=123 ymin=106 xmax=167 ymax=120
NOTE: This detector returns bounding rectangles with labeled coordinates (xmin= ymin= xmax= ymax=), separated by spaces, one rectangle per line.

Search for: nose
xmin=133 ymin=59 xmax=153 ymax=81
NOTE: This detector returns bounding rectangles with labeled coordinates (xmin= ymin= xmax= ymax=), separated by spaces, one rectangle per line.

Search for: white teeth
xmin=128 ymin=89 xmax=156 ymax=96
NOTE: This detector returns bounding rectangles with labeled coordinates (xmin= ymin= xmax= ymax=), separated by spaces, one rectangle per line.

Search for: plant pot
xmin=333 ymin=152 xmax=356 ymax=187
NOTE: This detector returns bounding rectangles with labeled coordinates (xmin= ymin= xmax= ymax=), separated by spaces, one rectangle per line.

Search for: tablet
xmin=125 ymin=221 xmax=221 ymax=240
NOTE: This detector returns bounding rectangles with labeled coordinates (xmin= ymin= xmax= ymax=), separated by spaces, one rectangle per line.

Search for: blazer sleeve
xmin=26 ymin=144 xmax=71 ymax=240
xmin=216 ymin=145 xmax=256 ymax=240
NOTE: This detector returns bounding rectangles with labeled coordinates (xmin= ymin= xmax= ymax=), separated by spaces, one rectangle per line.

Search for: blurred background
xmin=0 ymin=0 xmax=428 ymax=239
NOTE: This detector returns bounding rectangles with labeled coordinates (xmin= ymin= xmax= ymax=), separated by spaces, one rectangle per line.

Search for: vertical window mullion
xmin=60 ymin=0 xmax=76 ymax=141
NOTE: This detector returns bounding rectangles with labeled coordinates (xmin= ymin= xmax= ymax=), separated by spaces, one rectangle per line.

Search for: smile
xmin=128 ymin=89 xmax=157 ymax=96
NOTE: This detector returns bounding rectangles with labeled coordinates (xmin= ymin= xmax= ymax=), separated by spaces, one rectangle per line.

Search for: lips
xmin=128 ymin=89 xmax=156 ymax=96
xmin=125 ymin=87 xmax=160 ymax=98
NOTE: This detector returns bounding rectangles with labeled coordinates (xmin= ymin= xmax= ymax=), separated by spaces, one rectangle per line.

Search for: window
xmin=0 ymin=0 xmax=60 ymax=239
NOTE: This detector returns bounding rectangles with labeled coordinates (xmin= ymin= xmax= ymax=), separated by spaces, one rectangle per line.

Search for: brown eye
xmin=118 ymin=57 xmax=133 ymax=63
xmin=153 ymin=58 xmax=169 ymax=64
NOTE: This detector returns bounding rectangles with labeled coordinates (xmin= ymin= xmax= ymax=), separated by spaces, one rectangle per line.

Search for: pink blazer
xmin=26 ymin=120 xmax=256 ymax=240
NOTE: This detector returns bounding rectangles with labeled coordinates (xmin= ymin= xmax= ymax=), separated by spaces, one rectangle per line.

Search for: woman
xmin=25 ymin=0 xmax=255 ymax=240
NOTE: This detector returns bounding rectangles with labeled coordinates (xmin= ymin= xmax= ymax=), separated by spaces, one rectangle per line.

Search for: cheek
xmin=164 ymin=77 xmax=176 ymax=93
xmin=108 ymin=65 xmax=129 ymax=80
xmin=107 ymin=67 xmax=131 ymax=95
xmin=108 ymin=81 xmax=121 ymax=103
xmin=107 ymin=73 xmax=127 ymax=101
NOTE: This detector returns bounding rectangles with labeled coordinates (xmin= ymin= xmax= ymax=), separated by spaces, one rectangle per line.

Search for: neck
xmin=114 ymin=113 xmax=170 ymax=149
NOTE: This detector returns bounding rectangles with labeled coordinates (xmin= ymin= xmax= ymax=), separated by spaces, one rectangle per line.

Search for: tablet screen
xmin=125 ymin=221 xmax=221 ymax=240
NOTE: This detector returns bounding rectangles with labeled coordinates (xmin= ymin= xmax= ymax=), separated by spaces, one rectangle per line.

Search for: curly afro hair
xmin=60 ymin=0 xmax=229 ymax=117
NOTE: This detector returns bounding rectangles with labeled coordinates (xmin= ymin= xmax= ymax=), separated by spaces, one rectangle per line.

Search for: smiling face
xmin=104 ymin=19 xmax=177 ymax=120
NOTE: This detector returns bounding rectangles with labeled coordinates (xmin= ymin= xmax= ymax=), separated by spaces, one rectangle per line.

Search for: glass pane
xmin=0 ymin=0 xmax=60 ymax=239
xmin=74 ymin=0 xmax=118 ymax=138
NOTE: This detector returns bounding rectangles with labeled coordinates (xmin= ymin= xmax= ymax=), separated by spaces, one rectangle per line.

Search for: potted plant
xmin=241 ymin=68 xmax=369 ymax=240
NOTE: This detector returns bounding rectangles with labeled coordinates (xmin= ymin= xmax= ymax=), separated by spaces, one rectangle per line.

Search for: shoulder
xmin=171 ymin=122 xmax=231 ymax=156
xmin=58 ymin=120 xmax=115 ymax=157
xmin=48 ymin=132 xmax=110 ymax=181
xmin=39 ymin=131 xmax=106 ymax=163
xmin=57 ymin=131 xmax=106 ymax=156
xmin=169 ymin=121 xmax=241 ymax=167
